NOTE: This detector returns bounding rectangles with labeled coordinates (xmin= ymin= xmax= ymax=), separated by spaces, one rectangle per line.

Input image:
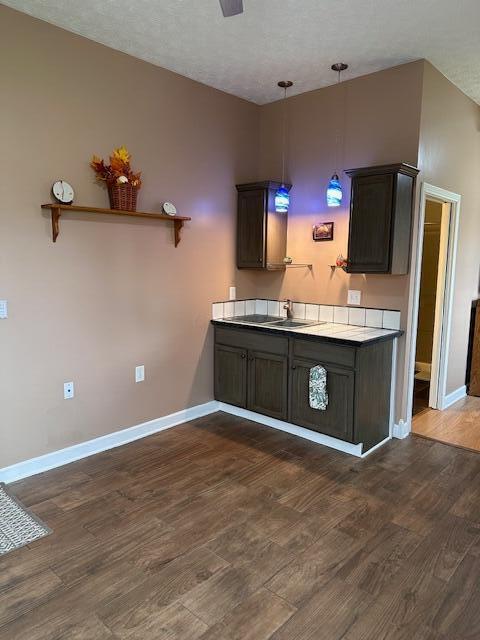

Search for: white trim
xmin=363 ymin=436 xmax=391 ymax=456
xmin=0 ymin=401 xmax=219 ymax=484
xmin=389 ymin=338 xmax=398 ymax=438
xmin=1 ymin=388 xmax=400 ymax=484
xmin=393 ymin=419 xmax=411 ymax=439
xmin=405 ymin=183 xmax=461 ymax=431
xmin=435 ymin=199 xmax=460 ymax=408
xmin=441 ymin=385 xmax=467 ymax=410
xmin=429 ymin=201 xmax=456 ymax=408
xmin=218 ymin=402 xmax=390 ymax=457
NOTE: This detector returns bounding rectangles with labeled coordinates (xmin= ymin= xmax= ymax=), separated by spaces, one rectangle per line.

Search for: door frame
xmin=406 ymin=183 xmax=461 ymax=423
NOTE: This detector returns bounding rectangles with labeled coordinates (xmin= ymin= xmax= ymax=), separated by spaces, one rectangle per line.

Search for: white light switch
xmin=229 ymin=286 xmax=236 ymax=300
xmin=0 ymin=300 xmax=7 ymax=319
xmin=135 ymin=365 xmax=145 ymax=383
xmin=64 ymin=381 xmax=74 ymax=399
xmin=347 ymin=290 xmax=362 ymax=306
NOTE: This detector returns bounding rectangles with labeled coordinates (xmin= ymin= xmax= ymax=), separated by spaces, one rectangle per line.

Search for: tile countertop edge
xmin=211 ymin=319 xmax=403 ymax=347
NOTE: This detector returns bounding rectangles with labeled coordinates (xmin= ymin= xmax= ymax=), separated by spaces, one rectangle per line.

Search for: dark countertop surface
xmin=212 ymin=318 xmax=403 ymax=347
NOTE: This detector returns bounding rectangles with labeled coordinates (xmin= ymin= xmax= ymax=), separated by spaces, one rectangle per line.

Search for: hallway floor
xmin=2 ymin=412 xmax=480 ymax=639
xmin=413 ymin=394 xmax=480 ymax=452
xmin=412 ymin=379 xmax=430 ymax=417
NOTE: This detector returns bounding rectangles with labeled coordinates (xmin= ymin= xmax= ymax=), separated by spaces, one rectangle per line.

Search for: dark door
xmin=237 ymin=189 xmax=266 ymax=268
xmin=289 ymin=357 xmax=354 ymax=441
xmin=214 ymin=344 xmax=247 ymax=407
xmin=347 ymin=173 xmax=394 ymax=273
xmin=248 ymin=350 xmax=288 ymax=420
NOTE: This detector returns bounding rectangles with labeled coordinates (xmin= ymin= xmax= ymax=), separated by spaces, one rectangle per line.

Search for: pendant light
xmin=327 ymin=63 xmax=348 ymax=207
xmin=275 ymin=80 xmax=293 ymax=213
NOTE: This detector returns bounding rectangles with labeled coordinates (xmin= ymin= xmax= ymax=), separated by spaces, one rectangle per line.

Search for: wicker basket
xmin=108 ymin=184 xmax=138 ymax=211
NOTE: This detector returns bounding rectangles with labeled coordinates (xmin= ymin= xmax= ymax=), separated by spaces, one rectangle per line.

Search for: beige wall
xmin=415 ymin=200 xmax=442 ymax=364
xmin=2 ymin=7 xmax=478 ymax=468
xmin=238 ymin=59 xmax=480 ymax=420
xmin=0 ymin=6 xmax=259 ymax=468
xmin=236 ymin=61 xmax=425 ymax=420
xmin=237 ymin=62 xmax=424 ymax=308
xmin=417 ymin=62 xmax=480 ymax=395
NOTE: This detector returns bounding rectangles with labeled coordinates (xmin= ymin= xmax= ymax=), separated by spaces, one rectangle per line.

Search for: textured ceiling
xmin=3 ymin=0 xmax=480 ymax=104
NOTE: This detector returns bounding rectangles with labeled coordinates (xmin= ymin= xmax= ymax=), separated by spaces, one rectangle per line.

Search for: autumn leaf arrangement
xmin=90 ymin=146 xmax=141 ymax=211
xmin=90 ymin=146 xmax=142 ymax=189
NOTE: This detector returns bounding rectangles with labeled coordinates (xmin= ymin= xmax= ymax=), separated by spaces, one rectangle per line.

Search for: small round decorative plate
xmin=162 ymin=202 xmax=177 ymax=216
xmin=52 ymin=180 xmax=74 ymax=204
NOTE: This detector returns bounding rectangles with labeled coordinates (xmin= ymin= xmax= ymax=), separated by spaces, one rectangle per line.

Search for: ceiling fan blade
xmin=219 ymin=0 xmax=243 ymax=17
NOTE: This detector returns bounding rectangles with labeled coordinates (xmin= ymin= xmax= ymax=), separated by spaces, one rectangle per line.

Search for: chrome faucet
xmin=283 ymin=299 xmax=293 ymax=319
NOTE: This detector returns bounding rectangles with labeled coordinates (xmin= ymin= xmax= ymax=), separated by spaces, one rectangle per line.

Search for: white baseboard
xmin=218 ymin=402 xmax=369 ymax=457
xmin=441 ymin=385 xmax=467 ymax=410
xmin=1 ymin=394 xmax=398 ymax=484
xmin=393 ymin=419 xmax=411 ymax=439
xmin=364 ymin=436 xmax=392 ymax=457
xmin=0 ymin=401 xmax=219 ymax=484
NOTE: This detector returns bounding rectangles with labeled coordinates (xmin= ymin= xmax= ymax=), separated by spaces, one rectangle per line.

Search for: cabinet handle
xmin=241 ymin=354 xmax=246 ymax=359
xmin=291 ymin=365 xmax=296 ymax=370
xmin=258 ymin=258 xmax=262 ymax=263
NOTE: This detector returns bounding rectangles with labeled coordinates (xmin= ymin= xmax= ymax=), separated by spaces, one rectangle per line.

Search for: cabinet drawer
xmin=292 ymin=339 xmax=355 ymax=369
xmin=215 ymin=326 xmax=288 ymax=356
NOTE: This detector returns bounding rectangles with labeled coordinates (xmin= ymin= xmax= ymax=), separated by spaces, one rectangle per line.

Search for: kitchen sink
xmin=224 ymin=315 xmax=325 ymax=329
xmin=227 ymin=314 xmax=281 ymax=324
xmin=269 ymin=318 xmax=325 ymax=328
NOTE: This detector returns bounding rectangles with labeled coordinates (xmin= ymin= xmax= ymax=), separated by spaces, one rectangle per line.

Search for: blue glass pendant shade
xmin=275 ymin=185 xmax=290 ymax=213
xmin=327 ymin=173 xmax=342 ymax=207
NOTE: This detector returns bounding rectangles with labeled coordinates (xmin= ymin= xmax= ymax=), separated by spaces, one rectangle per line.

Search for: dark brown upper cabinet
xmin=345 ymin=163 xmax=419 ymax=275
xmin=236 ymin=181 xmax=291 ymax=269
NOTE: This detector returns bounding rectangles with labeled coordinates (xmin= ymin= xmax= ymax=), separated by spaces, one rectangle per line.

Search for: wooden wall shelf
xmin=41 ymin=204 xmax=191 ymax=247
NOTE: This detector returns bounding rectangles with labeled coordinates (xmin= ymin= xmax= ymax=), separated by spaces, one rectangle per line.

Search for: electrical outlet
xmin=0 ymin=300 xmax=7 ymax=319
xmin=229 ymin=286 xmax=236 ymax=300
xmin=135 ymin=365 xmax=145 ymax=383
xmin=347 ymin=290 xmax=362 ymax=306
xmin=64 ymin=381 xmax=74 ymax=399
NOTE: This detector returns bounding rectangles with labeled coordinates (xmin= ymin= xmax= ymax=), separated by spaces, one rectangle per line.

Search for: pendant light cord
xmin=282 ymin=85 xmax=287 ymax=185
xmin=335 ymin=69 xmax=341 ymax=175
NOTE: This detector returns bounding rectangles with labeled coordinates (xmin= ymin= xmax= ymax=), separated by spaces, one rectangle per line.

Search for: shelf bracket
xmin=174 ymin=219 xmax=184 ymax=247
xmin=51 ymin=207 xmax=61 ymax=242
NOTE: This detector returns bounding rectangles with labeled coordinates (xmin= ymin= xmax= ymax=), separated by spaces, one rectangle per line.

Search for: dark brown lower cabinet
xmin=289 ymin=358 xmax=354 ymax=441
xmin=248 ymin=350 xmax=288 ymax=420
xmin=213 ymin=324 xmax=394 ymax=452
xmin=214 ymin=344 xmax=247 ymax=408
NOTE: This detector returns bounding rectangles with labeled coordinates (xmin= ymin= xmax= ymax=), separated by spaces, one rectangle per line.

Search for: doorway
xmin=412 ymin=200 xmax=443 ymax=416
xmin=405 ymin=184 xmax=461 ymax=435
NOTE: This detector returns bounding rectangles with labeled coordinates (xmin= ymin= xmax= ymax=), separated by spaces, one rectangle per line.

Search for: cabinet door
xmin=237 ymin=189 xmax=266 ymax=268
xmin=214 ymin=344 xmax=247 ymax=408
xmin=248 ymin=350 xmax=288 ymax=421
xmin=347 ymin=173 xmax=394 ymax=273
xmin=289 ymin=358 xmax=354 ymax=441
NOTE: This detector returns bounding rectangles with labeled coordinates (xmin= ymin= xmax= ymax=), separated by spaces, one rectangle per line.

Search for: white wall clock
xmin=162 ymin=202 xmax=177 ymax=216
xmin=52 ymin=180 xmax=74 ymax=204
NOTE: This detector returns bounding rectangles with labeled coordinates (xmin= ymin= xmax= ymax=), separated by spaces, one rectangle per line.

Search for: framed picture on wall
xmin=313 ymin=222 xmax=334 ymax=241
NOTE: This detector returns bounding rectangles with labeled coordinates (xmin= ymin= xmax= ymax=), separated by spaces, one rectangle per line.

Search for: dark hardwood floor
xmin=2 ymin=411 xmax=480 ymax=639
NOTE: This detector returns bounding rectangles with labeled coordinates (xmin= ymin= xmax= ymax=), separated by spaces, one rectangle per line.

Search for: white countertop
xmin=292 ymin=321 xmax=400 ymax=343
xmin=213 ymin=318 xmax=401 ymax=345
